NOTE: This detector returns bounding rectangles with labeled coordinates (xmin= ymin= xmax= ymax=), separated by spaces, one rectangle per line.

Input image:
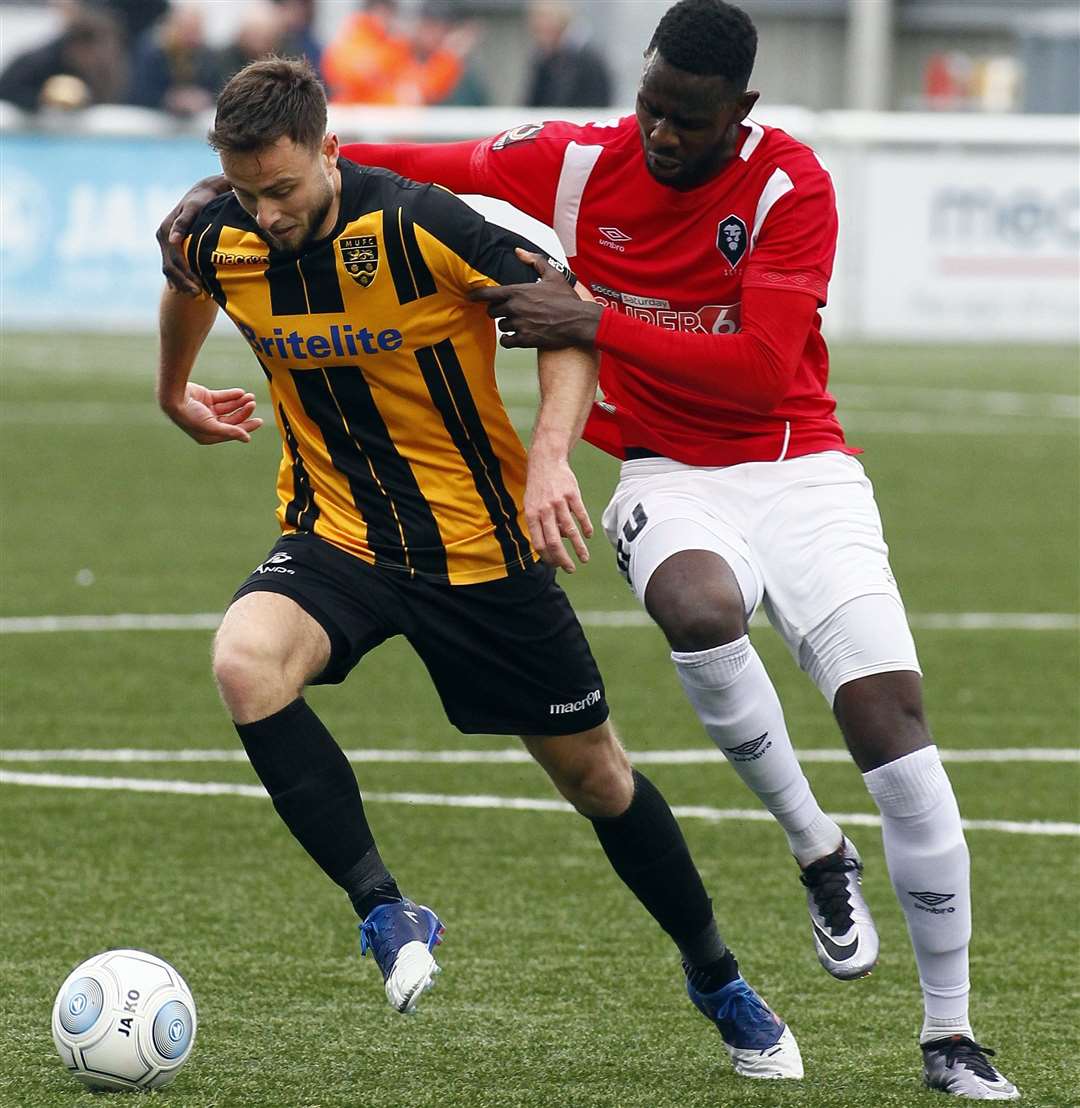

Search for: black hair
xmin=647 ymin=0 xmax=757 ymax=90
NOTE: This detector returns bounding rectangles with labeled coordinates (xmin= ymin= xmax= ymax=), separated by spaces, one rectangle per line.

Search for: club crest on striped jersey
xmin=716 ymin=214 xmax=748 ymax=267
xmin=339 ymin=235 xmax=379 ymax=287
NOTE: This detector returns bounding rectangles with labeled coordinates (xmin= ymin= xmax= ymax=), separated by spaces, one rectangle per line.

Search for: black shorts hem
xmin=451 ymin=703 xmax=610 ymax=737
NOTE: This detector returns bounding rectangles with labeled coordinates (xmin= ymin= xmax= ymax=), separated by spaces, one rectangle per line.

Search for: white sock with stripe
xmin=863 ymin=745 xmax=974 ymax=1042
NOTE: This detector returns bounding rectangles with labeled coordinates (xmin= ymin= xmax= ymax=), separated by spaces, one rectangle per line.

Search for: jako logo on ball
xmin=51 ymin=949 xmax=196 ymax=1092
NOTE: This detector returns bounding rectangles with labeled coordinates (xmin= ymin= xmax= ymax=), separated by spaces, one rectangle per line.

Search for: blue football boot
xmin=687 ymin=975 xmax=804 ymax=1079
xmin=359 ymin=899 xmax=444 ymax=1014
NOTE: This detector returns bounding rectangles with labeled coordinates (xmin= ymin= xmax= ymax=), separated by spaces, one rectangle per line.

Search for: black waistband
xmin=624 ymin=447 xmax=665 ymax=460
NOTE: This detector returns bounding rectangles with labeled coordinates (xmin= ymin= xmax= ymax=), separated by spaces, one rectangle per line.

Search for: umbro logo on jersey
xmin=908 ymin=891 xmax=957 ymax=914
xmin=716 ymin=214 xmax=749 ymax=267
xmin=725 ymin=733 xmax=772 ymax=762
xmin=254 ymin=552 xmax=295 ymax=576
xmin=598 ymin=226 xmax=631 ymax=253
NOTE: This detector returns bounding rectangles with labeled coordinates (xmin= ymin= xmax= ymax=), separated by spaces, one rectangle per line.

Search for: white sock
xmin=672 ymin=636 xmax=841 ymax=866
xmin=863 ymin=746 xmax=973 ymax=1042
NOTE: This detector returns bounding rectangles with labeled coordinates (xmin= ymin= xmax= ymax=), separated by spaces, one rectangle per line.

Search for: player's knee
xmin=211 ymin=632 xmax=293 ymax=720
xmin=649 ymin=591 xmax=746 ymax=652
xmin=643 ymin=550 xmax=749 ymax=651
xmin=835 ymin=671 xmax=931 ymax=769
xmin=558 ymin=733 xmax=633 ymax=818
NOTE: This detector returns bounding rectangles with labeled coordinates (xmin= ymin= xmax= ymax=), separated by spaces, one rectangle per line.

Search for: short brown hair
xmin=209 ymin=56 xmax=326 ymax=155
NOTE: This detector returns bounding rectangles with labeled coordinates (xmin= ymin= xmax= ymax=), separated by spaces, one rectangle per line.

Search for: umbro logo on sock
xmin=725 ymin=733 xmax=772 ymax=762
xmin=908 ymin=890 xmax=957 ymax=914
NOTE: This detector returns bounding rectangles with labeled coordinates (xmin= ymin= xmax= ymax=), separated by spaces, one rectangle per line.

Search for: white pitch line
xmin=1 ymin=770 xmax=1076 ymax=837
xmin=0 ymin=614 xmax=223 ymax=633
xmin=1 ymin=611 xmax=1077 ymax=634
xmin=1 ymin=747 xmax=1076 ymax=766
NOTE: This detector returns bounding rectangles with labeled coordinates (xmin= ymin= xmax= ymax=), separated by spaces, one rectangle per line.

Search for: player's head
xmin=209 ymin=56 xmax=339 ymax=253
xmin=637 ymin=0 xmax=759 ymax=189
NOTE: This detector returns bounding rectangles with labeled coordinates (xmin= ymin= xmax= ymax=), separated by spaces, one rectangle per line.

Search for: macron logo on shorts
xmin=549 ymin=688 xmax=602 ymax=715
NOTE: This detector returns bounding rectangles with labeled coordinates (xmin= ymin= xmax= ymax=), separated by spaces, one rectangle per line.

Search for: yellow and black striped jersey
xmin=185 ymin=159 xmax=549 ymax=585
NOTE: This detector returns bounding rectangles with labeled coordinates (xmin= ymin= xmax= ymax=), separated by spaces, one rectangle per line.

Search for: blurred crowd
xmin=0 ymin=0 xmax=614 ymax=115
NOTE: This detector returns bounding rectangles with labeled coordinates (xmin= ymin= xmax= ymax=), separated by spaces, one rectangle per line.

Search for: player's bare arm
xmin=521 ymin=253 xmax=599 ymax=572
xmin=156 ymin=175 xmax=230 ymax=295
xmin=157 ymin=287 xmax=263 ymax=445
xmin=471 ymin=248 xmax=604 ymax=350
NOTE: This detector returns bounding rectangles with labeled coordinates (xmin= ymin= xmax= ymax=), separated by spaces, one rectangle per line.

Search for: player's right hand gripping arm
xmin=157 ymin=287 xmax=263 ymax=445
xmin=520 ymin=254 xmax=598 ymax=574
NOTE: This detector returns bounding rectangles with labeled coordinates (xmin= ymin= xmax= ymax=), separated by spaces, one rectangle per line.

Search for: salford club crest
xmin=716 ymin=214 xmax=748 ymax=267
xmin=339 ymin=235 xmax=379 ymax=287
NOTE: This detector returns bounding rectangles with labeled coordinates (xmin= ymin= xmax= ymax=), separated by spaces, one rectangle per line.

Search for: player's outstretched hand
xmin=163 ymin=384 xmax=263 ymax=445
xmin=524 ymin=451 xmax=593 ymax=572
xmin=470 ymin=248 xmax=602 ymax=350
xmin=157 ymin=175 xmax=231 ymax=296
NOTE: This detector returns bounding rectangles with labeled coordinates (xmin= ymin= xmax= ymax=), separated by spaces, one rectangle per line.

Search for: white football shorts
xmin=600 ymin=451 xmax=921 ymax=704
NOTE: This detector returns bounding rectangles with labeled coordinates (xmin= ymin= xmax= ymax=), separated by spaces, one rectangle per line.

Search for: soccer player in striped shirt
xmin=158 ymin=55 xmax=803 ymax=1081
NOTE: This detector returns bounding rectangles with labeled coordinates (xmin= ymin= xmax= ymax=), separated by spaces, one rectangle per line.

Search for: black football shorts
xmin=232 ymin=532 xmax=609 ymax=736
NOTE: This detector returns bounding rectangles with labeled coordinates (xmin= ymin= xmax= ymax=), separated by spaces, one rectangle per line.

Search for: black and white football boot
xmin=921 ymin=1036 xmax=1020 ymax=1100
xmin=799 ymin=835 xmax=879 ymax=980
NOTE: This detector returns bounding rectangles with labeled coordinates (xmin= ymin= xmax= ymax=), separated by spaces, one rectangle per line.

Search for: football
xmin=51 ymin=949 xmax=196 ymax=1092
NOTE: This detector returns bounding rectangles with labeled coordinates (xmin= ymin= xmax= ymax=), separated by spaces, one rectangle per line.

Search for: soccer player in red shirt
xmin=158 ymin=1 xmax=1019 ymax=1097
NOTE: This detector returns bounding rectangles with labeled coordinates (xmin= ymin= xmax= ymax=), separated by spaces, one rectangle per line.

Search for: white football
xmin=51 ymin=948 xmax=196 ymax=1092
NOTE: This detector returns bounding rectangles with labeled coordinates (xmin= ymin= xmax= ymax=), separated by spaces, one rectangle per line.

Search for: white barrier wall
xmin=0 ymin=105 xmax=1076 ymax=340
xmin=853 ymin=151 xmax=1078 ymax=341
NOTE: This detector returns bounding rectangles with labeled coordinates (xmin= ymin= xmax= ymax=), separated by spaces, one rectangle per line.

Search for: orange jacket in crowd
xmin=322 ymin=11 xmax=463 ymax=105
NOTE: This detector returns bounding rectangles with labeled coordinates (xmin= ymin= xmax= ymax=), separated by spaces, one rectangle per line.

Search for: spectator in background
xmin=129 ymin=3 xmax=222 ymax=117
xmin=274 ymin=0 xmax=323 ymax=69
xmin=412 ymin=1 xmax=486 ymax=106
xmin=217 ymin=0 xmax=287 ymax=85
xmin=86 ymin=0 xmax=169 ymax=43
xmin=322 ymin=0 xmax=475 ymax=106
xmin=0 ymin=3 xmax=128 ymax=111
xmin=524 ymin=0 xmax=611 ymax=108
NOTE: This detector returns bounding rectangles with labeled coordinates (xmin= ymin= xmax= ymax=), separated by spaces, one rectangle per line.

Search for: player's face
xmin=221 ymin=133 xmax=340 ymax=253
xmin=636 ymin=51 xmax=758 ymax=190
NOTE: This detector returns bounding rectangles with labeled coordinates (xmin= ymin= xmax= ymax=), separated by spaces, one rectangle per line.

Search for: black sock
xmin=684 ymin=950 xmax=741 ymax=994
xmin=235 ymin=698 xmax=400 ymax=918
xmin=589 ymin=770 xmax=731 ymax=963
xmin=342 ymin=855 xmax=404 ymax=920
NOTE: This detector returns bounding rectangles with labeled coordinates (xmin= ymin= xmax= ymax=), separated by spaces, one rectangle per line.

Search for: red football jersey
xmin=344 ymin=116 xmax=852 ymax=466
